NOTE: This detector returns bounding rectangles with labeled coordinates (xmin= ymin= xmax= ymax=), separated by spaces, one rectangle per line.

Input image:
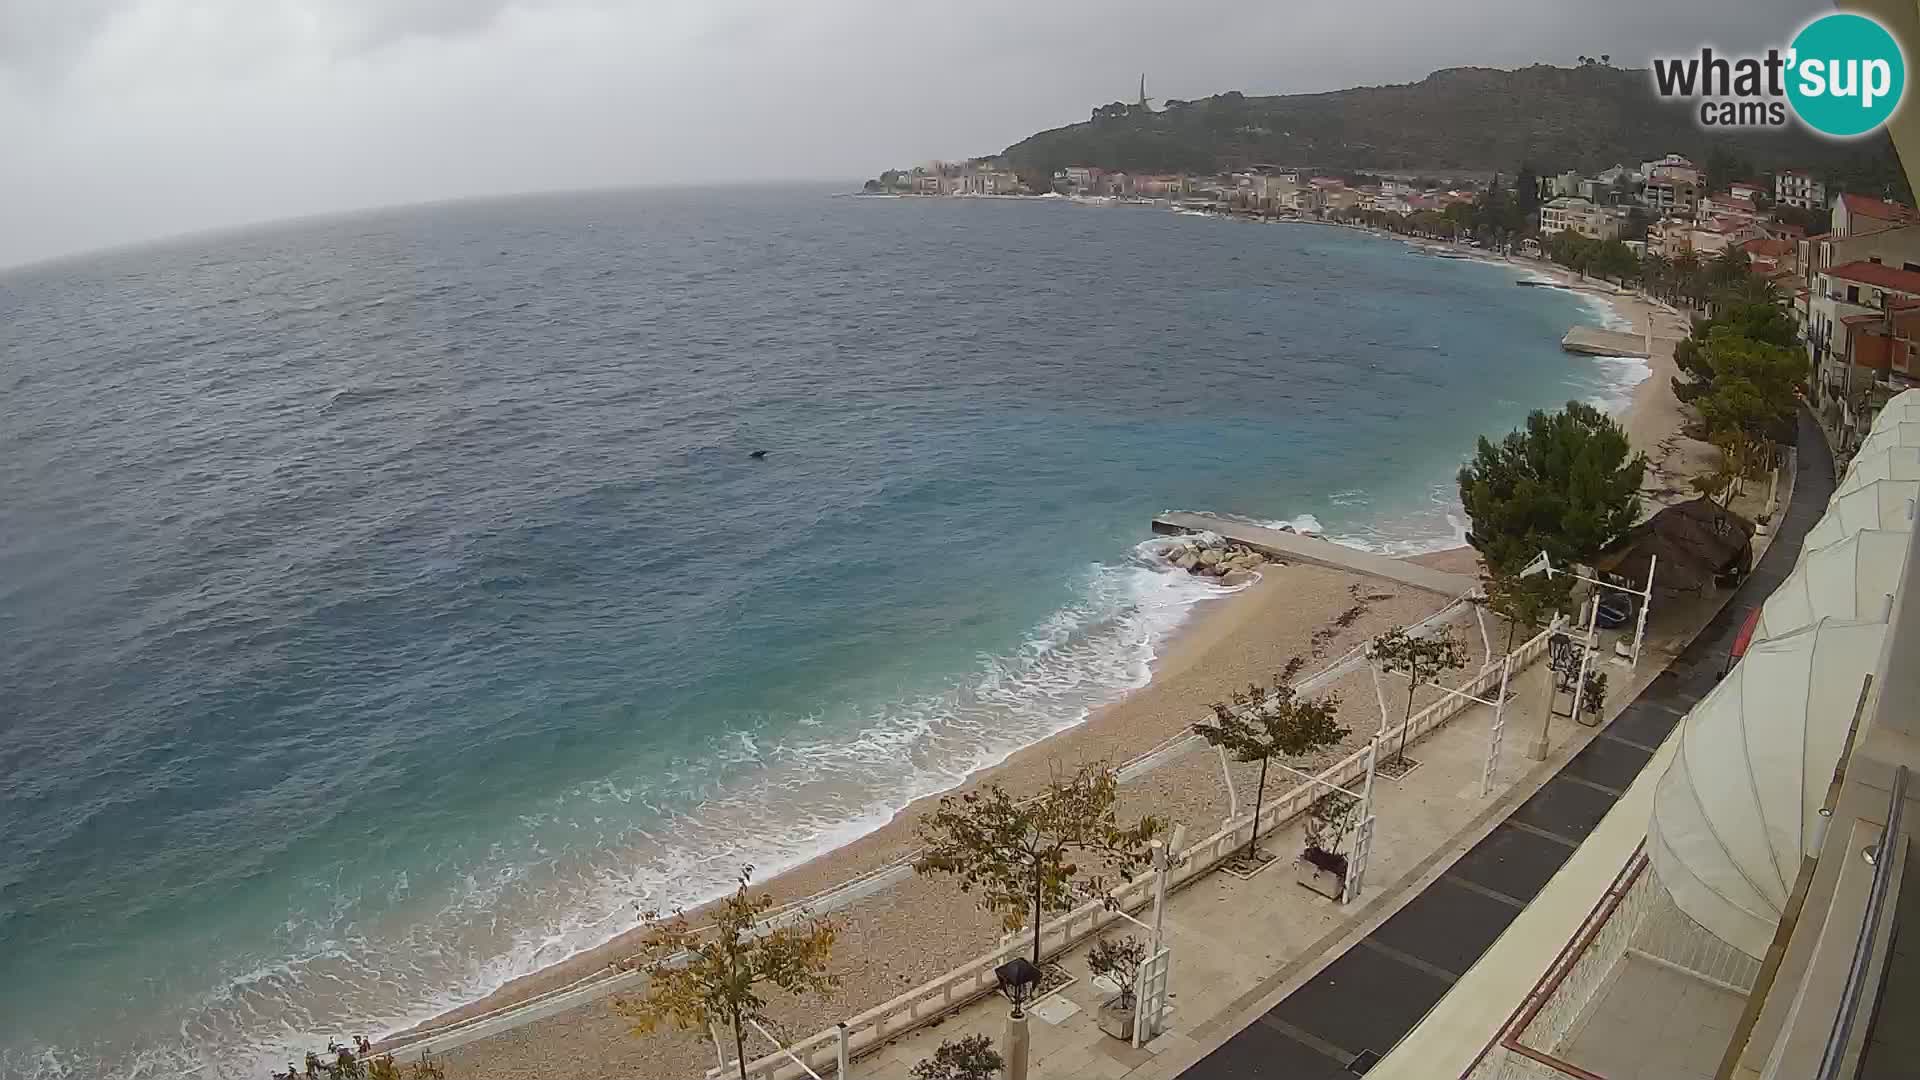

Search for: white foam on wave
xmin=1583 ymin=354 xmax=1654 ymax=415
xmin=98 ymin=545 xmax=1248 ymax=1079
xmin=1253 ymin=512 xmax=1324 ymax=534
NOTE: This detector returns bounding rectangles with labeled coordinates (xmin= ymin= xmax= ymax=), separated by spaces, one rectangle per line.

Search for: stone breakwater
xmin=1153 ymin=531 xmax=1279 ymax=586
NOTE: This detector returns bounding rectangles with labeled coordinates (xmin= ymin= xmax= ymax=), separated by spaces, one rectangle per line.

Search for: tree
xmin=912 ymin=1035 xmax=1004 ymax=1080
xmin=1457 ymin=401 xmax=1648 ymax=574
xmin=1479 ymin=568 xmax=1564 ymax=656
xmin=1515 ymin=163 xmax=1540 ymax=221
xmin=615 ymin=868 xmax=838 ymax=1080
xmin=1369 ymin=626 xmax=1469 ymax=765
xmin=914 ymin=765 xmax=1162 ymax=968
xmin=1191 ymin=657 xmax=1348 ymax=860
xmin=1681 ymin=325 xmax=1802 ymax=444
xmin=1086 ymin=936 xmax=1150 ymax=1008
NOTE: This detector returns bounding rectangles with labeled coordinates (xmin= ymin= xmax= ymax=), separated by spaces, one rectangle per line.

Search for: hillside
xmin=1000 ymin=64 xmax=1906 ymax=191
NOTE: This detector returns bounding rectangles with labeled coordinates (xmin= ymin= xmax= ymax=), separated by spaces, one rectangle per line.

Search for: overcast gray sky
xmin=0 ymin=0 xmax=1820 ymax=267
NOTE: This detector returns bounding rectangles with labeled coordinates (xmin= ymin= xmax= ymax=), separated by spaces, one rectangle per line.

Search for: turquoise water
xmin=0 ymin=188 xmax=1638 ymax=1078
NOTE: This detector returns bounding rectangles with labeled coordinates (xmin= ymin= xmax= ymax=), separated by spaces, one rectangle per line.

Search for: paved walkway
xmin=1150 ymin=513 xmax=1477 ymax=598
xmin=1561 ymin=326 xmax=1650 ymax=358
xmin=1168 ymin=406 xmax=1834 ymax=1078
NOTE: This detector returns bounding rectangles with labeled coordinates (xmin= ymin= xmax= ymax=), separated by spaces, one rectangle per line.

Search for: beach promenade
xmin=855 ymin=409 xmax=1825 ymax=1080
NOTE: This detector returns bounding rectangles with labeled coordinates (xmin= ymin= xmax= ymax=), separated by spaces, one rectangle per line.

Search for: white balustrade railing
xmin=724 ymin=623 xmax=1559 ymax=1080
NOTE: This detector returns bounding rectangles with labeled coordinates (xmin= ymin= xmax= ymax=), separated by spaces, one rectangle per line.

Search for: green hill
xmin=999 ymin=64 xmax=1906 ymax=195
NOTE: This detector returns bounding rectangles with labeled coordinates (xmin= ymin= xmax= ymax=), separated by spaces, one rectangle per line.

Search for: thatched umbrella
xmin=1595 ymin=497 xmax=1755 ymax=594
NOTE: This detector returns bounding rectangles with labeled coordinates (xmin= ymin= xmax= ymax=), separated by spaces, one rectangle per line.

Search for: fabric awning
xmin=1801 ymin=479 xmax=1918 ymax=550
xmin=1852 ymin=421 xmax=1920 ymax=463
xmin=1754 ymin=529 xmax=1908 ymax=641
xmin=1648 ymin=618 xmax=1890 ymax=959
xmin=1839 ymin=445 xmax=1920 ymax=495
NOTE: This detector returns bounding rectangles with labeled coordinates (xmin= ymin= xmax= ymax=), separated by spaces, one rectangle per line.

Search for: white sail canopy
xmin=1839 ymin=445 xmax=1920 ymax=495
xmin=1867 ymin=389 xmax=1920 ymax=432
xmin=1852 ymin=421 xmax=1920 ymax=463
xmin=1755 ymin=530 xmax=1908 ymax=641
xmin=1801 ymin=479 xmax=1918 ymax=550
xmin=1648 ymin=619 xmax=1890 ymax=959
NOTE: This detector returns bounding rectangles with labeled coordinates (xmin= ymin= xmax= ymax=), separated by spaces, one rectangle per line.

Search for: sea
xmin=0 ymin=186 xmax=1641 ymax=1078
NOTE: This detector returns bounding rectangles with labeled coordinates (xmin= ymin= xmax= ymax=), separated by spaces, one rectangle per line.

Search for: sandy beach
xmin=411 ymin=264 xmax=1706 ymax=1080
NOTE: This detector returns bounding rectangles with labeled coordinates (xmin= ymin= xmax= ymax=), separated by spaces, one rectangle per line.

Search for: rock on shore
xmin=1156 ymin=531 xmax=1275 ymax=581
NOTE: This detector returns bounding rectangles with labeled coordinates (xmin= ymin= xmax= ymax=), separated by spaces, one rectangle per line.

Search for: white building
xmin=1776 ymin=169 xmax=1827 ymax=209
xmin=1540 ymin=196 xmax=1621 ymax=241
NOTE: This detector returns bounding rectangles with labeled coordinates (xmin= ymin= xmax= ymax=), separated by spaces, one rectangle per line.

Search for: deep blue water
xmin=0 ymin=187 xmax=1639 ymax=1078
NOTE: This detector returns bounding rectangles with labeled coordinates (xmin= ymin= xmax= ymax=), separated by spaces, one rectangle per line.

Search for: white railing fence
xmin=724 ymin=623 xmax=1560 ymax=1080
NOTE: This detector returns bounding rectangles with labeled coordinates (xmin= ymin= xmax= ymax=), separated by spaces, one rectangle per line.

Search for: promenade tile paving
xmin=1172 ymin=407 xmax=1832 ymax=1079
xmin=867 ymin=410 xmax=1831 ymax=1080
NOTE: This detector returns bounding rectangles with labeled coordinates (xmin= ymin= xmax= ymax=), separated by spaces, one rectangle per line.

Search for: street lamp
xmin=994 ymin=957 xmax=1042 ymax=1016
xmin=995 ymin=957 xmax=1042 ymax=1080
xmin=1518 ymin=550 xmax=1655 ymax=759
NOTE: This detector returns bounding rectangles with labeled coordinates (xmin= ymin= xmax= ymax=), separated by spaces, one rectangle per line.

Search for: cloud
xmin=0 ymin=0 xmax=1825 ymax=267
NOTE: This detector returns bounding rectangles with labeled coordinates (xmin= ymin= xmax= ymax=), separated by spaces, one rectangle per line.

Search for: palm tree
xmin=1640 ymin=253 xmax=1672 ymax=300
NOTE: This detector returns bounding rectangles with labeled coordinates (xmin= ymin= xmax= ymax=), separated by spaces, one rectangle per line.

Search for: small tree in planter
xmin=1086 ymin=935 xmax=1150 ymax=1040
xmin=1192 ymin=657 xmax=1347 ymax=866
xmin=1581 ymin=669 xmax=1609 ymax=722
xmin=1299 ymin=791 xmax=1359 ymax=898
xmin=1369 ymin=626 xmax=1469 ymax=768
xmin=915 ymin=764 xmax=1162 ymax=970
xmin=911 ymin=1034 xmax=1004 ymax=1080
xmin=615 ymin=867 xmax=838 ymax=1080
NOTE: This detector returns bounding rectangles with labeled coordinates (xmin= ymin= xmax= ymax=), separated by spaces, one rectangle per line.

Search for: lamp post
xmin=1517 ymin=550 xmax=1655 ymax=759
xmin=995 ymin=957 xmax=1042 ymax=1080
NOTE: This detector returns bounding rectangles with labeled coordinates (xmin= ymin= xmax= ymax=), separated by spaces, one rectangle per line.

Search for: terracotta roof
xmin=1743 ymin=237 xmax=1793 ymax=257
xmin=1825 ymin=260 xmax=1920 ymax=293
xmin=1839 ymin=193 xmax=1918 ymax=221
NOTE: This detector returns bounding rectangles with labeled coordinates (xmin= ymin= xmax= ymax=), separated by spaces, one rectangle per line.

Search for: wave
xmin=11 ymin=543 xmax=1243 ymax=1079
xmin=1583 ymin=354 xmax=1654 ymax=415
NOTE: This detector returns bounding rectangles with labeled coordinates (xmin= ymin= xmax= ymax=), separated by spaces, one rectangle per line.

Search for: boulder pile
xmin=1158 ymin=532 xmax=1274 ymax=586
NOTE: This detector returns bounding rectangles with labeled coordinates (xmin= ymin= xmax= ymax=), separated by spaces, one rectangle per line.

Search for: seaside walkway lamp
xmin=1519 ymin=549 xmax=1656 ymax=759
xmin=995 ymin=957 xmax=1042 ymax=1080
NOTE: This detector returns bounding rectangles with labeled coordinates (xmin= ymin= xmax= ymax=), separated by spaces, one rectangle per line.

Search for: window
xmin=1849 ymin=285 xmax=1862 ymax=303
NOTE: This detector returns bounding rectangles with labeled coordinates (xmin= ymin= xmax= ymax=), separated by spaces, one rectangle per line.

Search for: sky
xmin=0 ymin=0 xmax=1823 ymax=267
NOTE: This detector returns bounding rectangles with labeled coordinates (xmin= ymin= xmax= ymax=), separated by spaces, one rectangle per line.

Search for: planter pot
xmin=1295 ymin=857 xmax=1346 ymax=900
xmin=1097 ymin=996 xmax=1138 ymax=1040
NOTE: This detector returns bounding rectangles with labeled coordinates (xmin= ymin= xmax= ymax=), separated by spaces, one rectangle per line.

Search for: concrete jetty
xmin=1562 ymin=325 xmax=1649 ymax=358
xmin=1150 ymin=511 xmax=1478 ymax=597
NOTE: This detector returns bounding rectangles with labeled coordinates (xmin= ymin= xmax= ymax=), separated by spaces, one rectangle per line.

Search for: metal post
xmin=1529 ymin=614 xmax=1566 ymax=760
xmin=1369 ymin=660 xmax=1392 ymax=736
xmin=836 ymin=1023 xmax=849 ymax=1080
xmin=1215 ymin=746 xmax=1238 ymax=821
xmin=710 ymin=1022 xmax=729 ymax=1072
xmin=1345 ymin=737 xmax=1381 ymax=903
xmin=1569 ymin=596 xmax=1600 ymax=724
xmin=1473 ymin=602 xmax=1493 ymax=663
xmin=1482 ymin=654 xmax=1513 ymax=797
xmin=1629 ymin=555 xmax=1657 ymax=671
xmin=1149 ymin=840 xmax=1169 ymax=952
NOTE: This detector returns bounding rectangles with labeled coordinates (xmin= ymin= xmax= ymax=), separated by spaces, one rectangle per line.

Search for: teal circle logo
xmin=1787 ymin=13 xmax=1906 ymax=137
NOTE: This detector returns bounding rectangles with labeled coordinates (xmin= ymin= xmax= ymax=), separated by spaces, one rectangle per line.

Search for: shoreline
xmin=404 ymin=247 xmax=1696 ymax=1076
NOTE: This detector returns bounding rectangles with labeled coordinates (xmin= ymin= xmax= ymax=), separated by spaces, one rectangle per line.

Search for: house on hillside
xmin=1832 ymin=192 xmax=1919 ymax=238
xmin=1776 ymin=168 xmax=1826 ymax=209
xmin=1741 ymin=236 xmax=1797 ymax=276
xmin=1541 ymin=196 xmax=1620 ymax=241
xmin=1808 ymin=260 xmax=1920 ymax=411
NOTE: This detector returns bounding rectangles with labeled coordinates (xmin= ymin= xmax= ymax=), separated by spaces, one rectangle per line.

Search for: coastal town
xmin=869 ymin=151 xmax=1919 ymax=454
